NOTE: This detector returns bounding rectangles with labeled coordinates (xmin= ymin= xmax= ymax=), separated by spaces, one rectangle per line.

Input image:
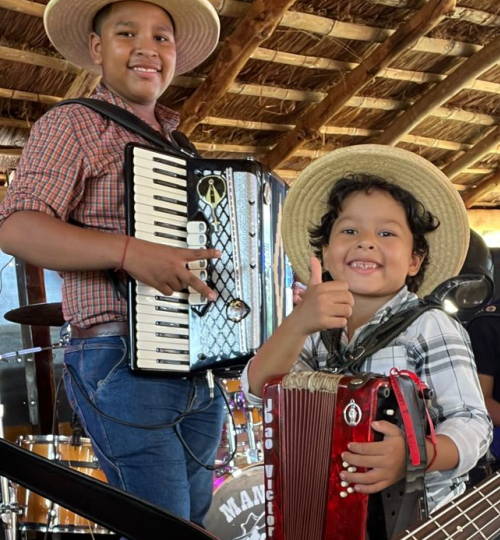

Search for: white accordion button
xmin=340 ymin=481 xmax=349 ymax=488
xmin=347 ymin=466 xmax=357 ymax=473
xmin=187 ymin=221 xmax=207 ymax=234
xmin=188 ymin=293 xmax=208 ymax=305
xmin=190 ymin=269 xmax=208 ymax=281
xmin=340 ymin=492 xmax=348 ymax=498
xmin=188 ymin=260 xmax=208 ymax=270
xmin=187 ymin=233 xmax=207 ymax=247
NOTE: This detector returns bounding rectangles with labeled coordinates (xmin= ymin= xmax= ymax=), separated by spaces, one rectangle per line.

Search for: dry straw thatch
xmin=2 ymin=0 xmax=500 ymax=212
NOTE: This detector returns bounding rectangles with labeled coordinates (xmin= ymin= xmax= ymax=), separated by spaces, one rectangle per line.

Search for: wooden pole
xmin=178 ymin=0 xmax=299 ymax=135
xmin=463 ymin=171 xmax=500 ymax=208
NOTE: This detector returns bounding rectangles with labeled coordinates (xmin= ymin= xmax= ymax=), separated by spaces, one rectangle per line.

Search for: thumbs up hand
xmin=290 ymin=256 xmax=354 ymax=337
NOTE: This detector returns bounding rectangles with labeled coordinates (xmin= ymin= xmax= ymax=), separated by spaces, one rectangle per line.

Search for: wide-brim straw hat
xmin=44 ymin=0 xmax=220 ymax=76
xmin=282 ymin=144 xmax=470 ymax=298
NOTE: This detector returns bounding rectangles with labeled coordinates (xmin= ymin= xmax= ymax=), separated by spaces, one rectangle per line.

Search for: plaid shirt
xmin=241 ymin=286 xmax=492 ymax=512
xmin=0 ymin=86 xmax=180 ymax=327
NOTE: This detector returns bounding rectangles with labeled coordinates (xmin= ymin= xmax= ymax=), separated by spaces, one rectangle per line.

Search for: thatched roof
xmin=2 ymin=0 xmax=500 ymax=218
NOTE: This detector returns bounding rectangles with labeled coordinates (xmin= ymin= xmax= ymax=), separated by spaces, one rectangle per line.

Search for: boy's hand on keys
xmin=124 ymin=238 xmax=221 ymax=301
xmin=339 ymin=420 xmax=407 ymax=494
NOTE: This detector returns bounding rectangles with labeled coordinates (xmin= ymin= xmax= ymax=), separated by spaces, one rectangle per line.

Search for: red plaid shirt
xmin=0 ymin=86 xmax=180 ymax=327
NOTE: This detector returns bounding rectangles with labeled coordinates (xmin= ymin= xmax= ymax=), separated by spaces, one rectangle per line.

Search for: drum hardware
xmin=4 ymin=302 xmax=64 ymax=327
xmin=14 ymin=435 xmax=110 ymax=535
xmin=0 ymin=405 xmax=19 ymax=540
xmin=0 ymin=323 xmax=71 ymax=362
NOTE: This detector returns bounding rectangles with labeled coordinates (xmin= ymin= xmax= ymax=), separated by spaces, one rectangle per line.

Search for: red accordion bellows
xmin=263 ymin=371 xmax=392 ymax=540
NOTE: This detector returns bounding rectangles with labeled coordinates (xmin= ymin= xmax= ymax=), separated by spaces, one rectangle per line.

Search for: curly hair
xmin=309 ymin=173 xmax=440 ymax=293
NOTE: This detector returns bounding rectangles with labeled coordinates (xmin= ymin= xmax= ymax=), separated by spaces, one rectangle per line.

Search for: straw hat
xmin=282 ymin=144 xmax=470 ymax=298
xmin=43 ymin=0 xmax=220 ymax=76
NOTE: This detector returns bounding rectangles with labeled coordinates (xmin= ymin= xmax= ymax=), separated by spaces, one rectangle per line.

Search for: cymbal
xmin=4 ymin=302 xmax=65 ymax=327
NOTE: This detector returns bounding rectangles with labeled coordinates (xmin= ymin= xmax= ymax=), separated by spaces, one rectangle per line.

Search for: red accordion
xmin=262 ymin=371 xmax=428 ymax=540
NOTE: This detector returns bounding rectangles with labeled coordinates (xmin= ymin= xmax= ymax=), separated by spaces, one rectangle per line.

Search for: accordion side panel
xmin=263 ymin=373 xmax=391 ymax=540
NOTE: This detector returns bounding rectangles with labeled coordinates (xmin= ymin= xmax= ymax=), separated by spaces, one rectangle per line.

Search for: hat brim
xmin=44 ymin=0 xmax=220 ymax=76
xmin=282 ymin=144 xmax=470 ymax=298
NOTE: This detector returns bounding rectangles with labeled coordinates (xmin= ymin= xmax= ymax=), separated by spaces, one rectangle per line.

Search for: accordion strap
xmin=54 ymin=97 xmax=201 ymax=300
xmin=55 ymin=97 xmax=200 ymax=157
xmin=320 ymin=301 xmax=442 ymax=373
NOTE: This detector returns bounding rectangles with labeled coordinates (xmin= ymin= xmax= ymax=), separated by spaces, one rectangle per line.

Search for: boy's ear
xmin=89 ymin=32 xmax=103 ymax=66
xmin=408 ymin=251 xmax=425 ymax=277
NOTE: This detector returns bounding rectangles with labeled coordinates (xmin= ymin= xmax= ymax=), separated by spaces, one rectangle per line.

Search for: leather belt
xmin=70 ymin=321 xmax=129 ymax=339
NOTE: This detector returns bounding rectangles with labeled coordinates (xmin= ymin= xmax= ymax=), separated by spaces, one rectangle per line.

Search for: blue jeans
xmin=63 ymin=336 xmax=225 ymax=527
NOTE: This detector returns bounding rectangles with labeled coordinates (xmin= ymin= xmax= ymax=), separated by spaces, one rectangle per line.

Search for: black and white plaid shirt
xmin=242 ymin=286 xmax=492 ymax=512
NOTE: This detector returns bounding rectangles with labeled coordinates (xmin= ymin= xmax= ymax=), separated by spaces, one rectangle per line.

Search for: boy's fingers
xmin=308 ymin=256 xmax=323 ymax=286
xmin=184 ymin=272 xmax=217 ymax=301
xmin=184 ymin=247 xmax=221 ymax=261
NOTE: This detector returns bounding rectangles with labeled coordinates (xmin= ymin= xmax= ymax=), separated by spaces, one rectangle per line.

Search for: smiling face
xmin=89 ymin=1 xmax=176 ymax=109
xmin=322 ymin=189 xmax=424 ymax=304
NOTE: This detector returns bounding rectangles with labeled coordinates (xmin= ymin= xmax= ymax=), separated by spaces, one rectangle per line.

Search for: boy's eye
xmin=117 ymin=31 xmax=134 ymax=37
xmin=341 ymin=228 xmax=357 ymax=235
xmin=380 ymin=231 xmax=395 ymax=237
xmin=155 ymin=35 xmax=171 ymax=42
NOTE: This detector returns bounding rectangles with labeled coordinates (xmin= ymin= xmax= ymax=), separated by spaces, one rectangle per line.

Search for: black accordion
xmin=124 ymin=143 xmax=292 ymax=374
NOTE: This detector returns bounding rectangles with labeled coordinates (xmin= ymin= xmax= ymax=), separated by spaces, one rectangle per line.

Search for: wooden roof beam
xmin=442 ymin=126 xmax=500 ymax=179
xmin=0 ymin=45 xmax=79 ymax=73
xmin=178 ymin=0 xmax=298 ymax=135
xmin=463 ymin=171 xmax=500 ymax=208
xmin=252 ymin=48 xmax=500 ymax=95
xmin=263 ymin=0 xmax=457 ymax=170
xmin=375 ymin=34 xmax=500 ymax=145
xmin=0 ymin=0 xmax=44 ymax=17
xmin=368 ymin=0 xmax=500 ymax=28
xmin=0 ymin=0 xmax=481 ymax=60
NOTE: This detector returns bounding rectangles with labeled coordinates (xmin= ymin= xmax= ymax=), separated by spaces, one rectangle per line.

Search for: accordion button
xmin=188 ymin=260 xmax=208 ymax=270
xmin=342 ymin=461 xmax=349 ymax=468
xmin=347 ymin=466 xmax=357 ymax=473
xmin=187 ymin=221 xmax=207 ymax=234
xmin=347 ymin=487 xmax=354 ymax=494
xmin=187 ymin=233 xmax=207 ymax=247
xmin=341 ymin=481 xmax=349 ymax=488
xmin=189 ymin=293 xmax=208 ymax=305
xmin=340 ymin=492 xmax=348 ymax=498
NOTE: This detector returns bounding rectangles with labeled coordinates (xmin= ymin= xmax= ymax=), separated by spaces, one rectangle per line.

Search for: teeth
xmin=350 ymin=262 xmax=378 ymax=269
xmin=133 ymin=67 xmax=158 ymax=73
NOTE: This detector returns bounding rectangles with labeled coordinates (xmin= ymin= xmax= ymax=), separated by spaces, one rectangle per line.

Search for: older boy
xmin=0 ymin=0 xmax=224 ymax=526
xmin=242 ymin=144 xmax=491 ymax=512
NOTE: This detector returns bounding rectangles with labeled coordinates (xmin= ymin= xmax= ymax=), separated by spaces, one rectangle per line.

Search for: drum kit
xmin=0 ymin=302 xmax=265 ymax=540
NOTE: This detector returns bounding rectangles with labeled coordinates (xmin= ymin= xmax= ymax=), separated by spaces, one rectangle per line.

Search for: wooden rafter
xmin=463 ymin=171 xmax=500 ymax=208
xmin=442 ymin=126 xmax=500 ymax=179
xmin=368 ymin=0 xmax=500 ymax=28
xmin=178 ymin=0 xmax=299 ymax=135
xmin=62 ymin=71 xmax=100 ymax=99
xmin=0 ymin=45 xmax=79 ymax=73
xmin=0 ymin=0 xmax=481 ymax=59
xmin=263 ymin=0 xmax=456 ymax=170
xmin=375 ymin=34 xmax=500 ymax=145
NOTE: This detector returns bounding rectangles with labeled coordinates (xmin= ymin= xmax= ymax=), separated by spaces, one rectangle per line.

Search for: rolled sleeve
xmin=0 ymin=108 xmax=89 ymax=227
xmin=411 ymin=311 xmax=492 ymax=479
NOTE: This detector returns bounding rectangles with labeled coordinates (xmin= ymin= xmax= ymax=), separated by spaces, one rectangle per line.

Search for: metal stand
xmin=0 ymin=406 xmax=18 ymax=540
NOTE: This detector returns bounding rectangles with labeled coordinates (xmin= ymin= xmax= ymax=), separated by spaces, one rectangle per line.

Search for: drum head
xmin=205 ymin=464 xmax=265 ymax=540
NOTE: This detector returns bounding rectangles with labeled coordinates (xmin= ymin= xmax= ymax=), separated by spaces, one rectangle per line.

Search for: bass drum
xmin=206 ymin=464 xmax=265 ymax=540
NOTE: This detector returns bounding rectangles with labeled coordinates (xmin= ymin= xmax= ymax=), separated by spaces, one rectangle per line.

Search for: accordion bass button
xmin=340 ymin=491 xmax=348 ymax=498
xmin=187 ymin=233 xmax=207 ymax=247
xmin=341 ymin=481 xmax=349 ymax=488
xmin=347 ymin=466 xmax=357 ymax=473
xmin=189 ymin=293 xmax=208 ymax=305
xmin=187 ymin=221 xmax=207 ymax=234
xmin=188 ymin=260 xmax=208 ymax=270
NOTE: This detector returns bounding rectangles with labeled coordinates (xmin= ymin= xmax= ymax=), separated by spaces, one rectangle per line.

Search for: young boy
xmin=242 ymin=144 xmax=492 ymax=512
xmin=0 ymin=0 xmax=224 ymax=527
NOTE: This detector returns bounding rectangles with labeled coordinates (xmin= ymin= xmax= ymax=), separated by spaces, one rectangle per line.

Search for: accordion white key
xmin=124 ymin=143 xmax=293 ymax=374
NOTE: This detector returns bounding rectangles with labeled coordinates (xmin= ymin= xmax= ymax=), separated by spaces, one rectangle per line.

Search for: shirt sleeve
xmin=409 ymin=310 xmax=493 ymax=480
xmin=240 ymin=334 xmax=319 ymax=408
xmin=0 ymin=107 xmax=90 ymax=227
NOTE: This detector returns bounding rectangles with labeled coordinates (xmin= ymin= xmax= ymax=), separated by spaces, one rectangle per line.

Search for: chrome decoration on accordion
xmin=124 ymin=144 xmax=293 ymax=373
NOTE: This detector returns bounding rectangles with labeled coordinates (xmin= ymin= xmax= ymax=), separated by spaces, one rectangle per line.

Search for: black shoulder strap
xmin=55 ymin=97 xmax=200 ymax=157
xmin=321 ymin=302 xmax=441 ymax=373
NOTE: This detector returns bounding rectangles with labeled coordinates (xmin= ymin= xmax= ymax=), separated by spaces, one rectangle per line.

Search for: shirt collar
xmin=343 ymin=286 xmax=420 ymax=347
xmin=93 ymin=84 xmax=180 ymax=134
